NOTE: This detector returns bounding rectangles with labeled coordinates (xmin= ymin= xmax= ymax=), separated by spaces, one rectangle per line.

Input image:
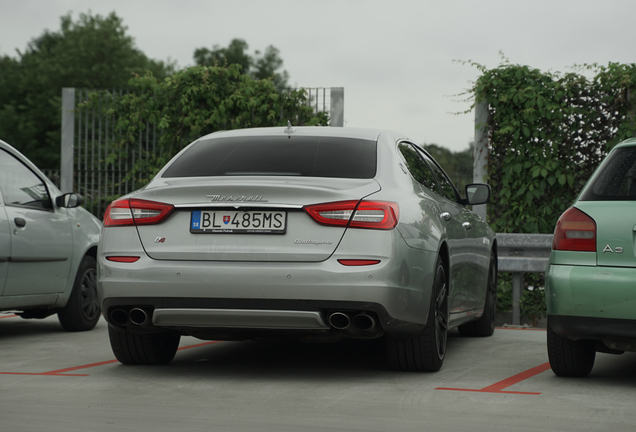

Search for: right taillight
xmin=304 ymin=200 xmax=399 ymax=230
xmin=553 ymin=207 xmax=596 ymax=252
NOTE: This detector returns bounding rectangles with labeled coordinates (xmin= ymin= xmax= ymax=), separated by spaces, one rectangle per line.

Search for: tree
xmin=0 ymin=11 xmax=175 ymax=168
xmin=193 ymin=38 xmax=290 ymax=89
xmin=193 ymin=39 xmax=251 ymax=74
xmin=463 ymin=60 xmax=636 ymax=233
xmin=86 ymin=64 xmax=327 ymax=191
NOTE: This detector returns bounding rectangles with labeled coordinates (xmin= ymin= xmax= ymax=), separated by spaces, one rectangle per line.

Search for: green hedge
xmin=464 ymin=59 xmax=636 ymax=321
xmin=466 ymin=60 xmax=636 ymax=233
xmin=82 ymin=64 xmax=328 ymax=189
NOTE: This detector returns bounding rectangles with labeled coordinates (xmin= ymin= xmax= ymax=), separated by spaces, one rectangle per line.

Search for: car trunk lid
xmin=133 ymin=177 xmax=381 ymax=262
xmin=576 ymin=202 xmax=636 ymax=268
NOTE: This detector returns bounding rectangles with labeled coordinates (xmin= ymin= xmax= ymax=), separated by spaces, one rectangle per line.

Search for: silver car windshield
xmin=162 ymin=136 xmax=377 ymax=179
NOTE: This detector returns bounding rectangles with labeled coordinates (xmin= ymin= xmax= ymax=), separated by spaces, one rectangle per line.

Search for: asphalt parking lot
xmin=1 ymin=313 xmax=635 ymax=432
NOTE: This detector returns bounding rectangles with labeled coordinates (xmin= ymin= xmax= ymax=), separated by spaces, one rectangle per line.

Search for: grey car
xmin=98 ymin=126 xmax=496 ymax=371
xmin=0 ymin=140 xmax=102 ymax=331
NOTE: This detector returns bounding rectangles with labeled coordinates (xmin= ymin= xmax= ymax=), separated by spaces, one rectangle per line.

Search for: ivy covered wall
xmin=468 ymin=60 xmax=636 ymax=233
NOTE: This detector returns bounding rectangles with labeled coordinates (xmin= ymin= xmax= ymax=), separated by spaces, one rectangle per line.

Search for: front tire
xmin=109 ymin=326 xmax=181 ymax=365
xmin=386 ymin=256 xmax=448 ymax=372
xmin=547 ymin=323 xmax=595 ymax=377
xmin=58 ymin=255 xmax=100 ymax=331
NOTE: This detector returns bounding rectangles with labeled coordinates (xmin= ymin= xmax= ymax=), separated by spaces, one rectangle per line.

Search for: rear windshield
xmin=162 ymin=136 xmax=377 ymax=179
xmin=579 ymin=147 xmax=636 ymax=201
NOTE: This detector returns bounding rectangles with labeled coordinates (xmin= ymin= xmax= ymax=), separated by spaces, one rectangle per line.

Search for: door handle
xmin=462 ymin=222 xmax=472 ymax=231
xmin=440 ymin=212 xmax=452 ymax=221
xmin=14 ymin=218 xmax=26 ymax=228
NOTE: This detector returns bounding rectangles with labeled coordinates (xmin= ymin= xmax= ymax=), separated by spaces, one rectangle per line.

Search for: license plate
xmin=190 ymin=210 xmax=287 ymax=234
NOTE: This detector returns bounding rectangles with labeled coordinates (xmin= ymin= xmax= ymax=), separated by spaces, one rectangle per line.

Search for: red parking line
xmin=0 ymin=314 xmax=18 ymax=319
xmin=0 ymin=341 xmax=220 ymax=377
xmin=436 ymin=362 xmax=551 ymax=395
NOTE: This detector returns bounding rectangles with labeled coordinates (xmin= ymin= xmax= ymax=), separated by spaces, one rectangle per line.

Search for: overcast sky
xmin=1 ymin=0 xmax=635 ymax=152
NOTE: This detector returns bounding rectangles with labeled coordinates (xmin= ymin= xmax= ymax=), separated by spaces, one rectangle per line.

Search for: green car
xmin=546 ymin=137 xmax=636 ymax=377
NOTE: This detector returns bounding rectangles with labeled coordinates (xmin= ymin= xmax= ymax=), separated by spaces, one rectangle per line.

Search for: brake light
xmin=106 ymin=256 xmax=140 ymax=263
xmin=553 ymin=207 xmax=596 ymax=252
xmin=304 ymin=200 xmax=399 ymax=230
xmin=103 ymin=199 xmax=175 ymax=227
xmin=338 ymin=259 xmax=381 ymax=266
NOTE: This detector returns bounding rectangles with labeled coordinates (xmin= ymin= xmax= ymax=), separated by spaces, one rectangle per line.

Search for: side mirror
xmin=55 ymin=193 xmax=84 ymax=208
xmin=465 ymin=184 xmax=491 ymax=205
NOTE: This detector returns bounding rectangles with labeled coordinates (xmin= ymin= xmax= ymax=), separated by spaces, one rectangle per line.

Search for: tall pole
xmin=330 ymin=87 xmax=344 ymax=127
xmin=61 ymin=88 xmax=75 ymax=193
xmin=473 ymin=99 xmax=489 ymax=221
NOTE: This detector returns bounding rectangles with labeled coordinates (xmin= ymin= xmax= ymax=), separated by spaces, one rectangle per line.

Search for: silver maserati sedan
xmin=98 ymin=126 xmax=497 ymax=371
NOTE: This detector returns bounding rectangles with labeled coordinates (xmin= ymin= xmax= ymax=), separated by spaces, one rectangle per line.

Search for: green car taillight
xmin=553 ymin=207 xmax=596 ymax=252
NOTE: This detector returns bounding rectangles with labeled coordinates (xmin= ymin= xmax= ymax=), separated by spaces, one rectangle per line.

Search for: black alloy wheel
xmin=386 ymin=255 xmax=448 ymax=372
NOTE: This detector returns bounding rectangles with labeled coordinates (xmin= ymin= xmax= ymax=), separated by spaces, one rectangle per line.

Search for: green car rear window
xmin=162 ymin=136 xmax=377 ymax=179
xmin=580 ymin=147 xmax=636 ymax=201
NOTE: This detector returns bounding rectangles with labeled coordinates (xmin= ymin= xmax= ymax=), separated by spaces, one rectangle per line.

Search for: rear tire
xmin=458 ymin=252 xmax=497 ymax=337
xmin=386 ymin=256 xmax=448 ymax=372
xmin=58 ymin=255 xmax=100 ymax=331
xmin=108 ymin=325 xmax=180 ymax=365
xmin=547 ymin=323 xmax=595 ymax=377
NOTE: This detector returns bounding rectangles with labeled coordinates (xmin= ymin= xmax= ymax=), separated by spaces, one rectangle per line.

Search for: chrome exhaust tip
xmin=129 ymin=308 xmax=150 ymax=326
xmin=352 ymin=313 xmax=376 ymax=331
xmin=110 ymin=309 xmax=129 ymax=326
xmin=328 ymin=312 xmax=351 ymax=330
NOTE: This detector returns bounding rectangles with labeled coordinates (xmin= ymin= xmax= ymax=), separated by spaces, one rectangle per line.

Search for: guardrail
xmin=496 ymin=233 xmax=553 ymax=325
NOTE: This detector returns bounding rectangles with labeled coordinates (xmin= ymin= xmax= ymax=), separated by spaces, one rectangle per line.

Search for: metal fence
xmin=42 ymin=169 xmax=61 ymax=189
xmin=61 ymin=87 xmax=344 ymax=219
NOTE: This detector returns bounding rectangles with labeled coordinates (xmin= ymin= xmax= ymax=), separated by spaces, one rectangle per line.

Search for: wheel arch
xmin=437 ymin=241 xmax=450 ymax=288
xmin=85 ymin=245 xmax=98 ymax=260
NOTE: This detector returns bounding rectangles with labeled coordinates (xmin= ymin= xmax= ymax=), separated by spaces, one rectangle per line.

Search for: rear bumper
xmin=545 ymin=263 xmax=636 ymax=320
xmin=102 ymin=297 xmax=427 ymax=339
xmin=98 ymin=249 xmax=438 ymax=338
xmin=546 ymin=263 xmax=636 ymax=350
xmin=548 ymin=315 xmax=636 ymax=344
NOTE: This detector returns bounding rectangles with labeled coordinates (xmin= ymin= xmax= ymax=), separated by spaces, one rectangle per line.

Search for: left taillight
xmin=304 ymin=200 xmax=399 ymax=230
xmin=103 ymin=199 xmax=175 ymax=227
xmin=552 ymin=207 xmax=596 ymax=252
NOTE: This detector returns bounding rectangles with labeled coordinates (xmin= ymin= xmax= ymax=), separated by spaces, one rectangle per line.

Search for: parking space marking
xmin=436 ymin=362 xmax=551 ymax=395
xmin=0 ymin=341 xmax=220 ymax=377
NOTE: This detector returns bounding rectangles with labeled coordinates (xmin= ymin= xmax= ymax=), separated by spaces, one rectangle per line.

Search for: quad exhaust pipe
xmin=110 ymin=308 xmax=151 ymax=326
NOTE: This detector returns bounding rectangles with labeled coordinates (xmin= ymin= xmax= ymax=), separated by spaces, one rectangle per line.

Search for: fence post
xmin=629 ymin=89 xmax=636 ymax=137
xmin=61 ymin=88 xmax=75 ymax=193
xmin=330 ymin=87 xmax=344 ymax=127
xmin=512 ymin=272 xmax=523 ymax=325
xmin=473 ymin=100 xmax=488 ymax=220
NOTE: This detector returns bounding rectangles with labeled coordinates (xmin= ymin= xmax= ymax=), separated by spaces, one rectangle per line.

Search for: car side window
xmin=0 ymin=149 xmax=52 ymax=210
xmin=417 ymin=149 xmax=460 ymax=202
xmin=397 ymin=142 xmax=439 ymax=192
